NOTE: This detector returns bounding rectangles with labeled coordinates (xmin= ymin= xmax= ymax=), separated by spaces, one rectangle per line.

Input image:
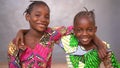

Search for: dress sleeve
xmin=8 ymin=41 xmax=21 ymax=68
xmin=50 ymin=26 xmax=67 ymax=42
xmin=57 ymin=39 xmax=64 ymax=48
xmin=50 ymin=26 xmax=74 ymax=42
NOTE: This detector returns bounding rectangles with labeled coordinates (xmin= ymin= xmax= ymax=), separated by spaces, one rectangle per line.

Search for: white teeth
xmin=38 ymin=24 xmax=45 ymax=27
xmin=82 ymin=38 xmax=88 ymax=41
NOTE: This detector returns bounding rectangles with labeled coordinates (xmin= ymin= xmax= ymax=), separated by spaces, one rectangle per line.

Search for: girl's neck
xmin=26 ymin=29 xmax=44 ymax=39
xmin=24 ymin=29 xmax=45 ymax=48
xmin=80 ymin=42 xmax=96 ymax=51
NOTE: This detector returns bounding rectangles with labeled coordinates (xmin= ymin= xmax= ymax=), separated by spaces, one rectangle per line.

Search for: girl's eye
xmin=45 ymin=15 xmax=49 ymax=19
xmin=76 ymin=29 xmax=82 ymax=33
xmin=87 ymin=28 xmax=93 ymax=32
xmin=35 ymin=14 xmax=41 ymax=17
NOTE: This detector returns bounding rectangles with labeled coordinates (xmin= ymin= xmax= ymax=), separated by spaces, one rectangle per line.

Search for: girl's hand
xmin=93 ymin=35 xmax=107 ymax=60
xmin=15 ymin=30 xmax=24 ymax=46
xmin=15 ymin=29 xmax=29 ymax=50
xmin=98 ymin=44 xmax=107 ymax=60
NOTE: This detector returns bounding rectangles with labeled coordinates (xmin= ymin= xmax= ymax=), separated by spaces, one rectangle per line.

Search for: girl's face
xmin=26 ymin=5 xmax=50 ymax=32
xmin=74 ymin=17 xmax=97 ymax=45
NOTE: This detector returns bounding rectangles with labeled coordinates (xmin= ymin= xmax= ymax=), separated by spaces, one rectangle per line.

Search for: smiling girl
xmin=60 ymin=8 xmax=120 ymax=68
xmin=8 ymin=1 xmax=65 ymax=68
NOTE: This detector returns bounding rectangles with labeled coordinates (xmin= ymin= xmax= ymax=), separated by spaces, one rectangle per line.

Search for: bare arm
xmin=93 ymin=35 xmax=107 ymax=60
xmin=15 ymin=29 xmax=29 ymax=48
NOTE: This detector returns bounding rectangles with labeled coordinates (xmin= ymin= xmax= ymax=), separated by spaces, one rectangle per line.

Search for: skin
xmin=16 ymin=11 xmax=107 ymax=59
xmin=74 ymin=17 xmax=97 ymax=50
xmin=20 ymin=5 xmax=50 ymax=49
xmin=26 ymin=5 xmax=50 ymax=32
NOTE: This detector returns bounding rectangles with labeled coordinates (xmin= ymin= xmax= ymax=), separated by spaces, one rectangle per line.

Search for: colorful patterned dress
xmin=60 ymin=34 xmax=120 ymax=68
xmin=8 ymin=27 xmax=66 ymax=68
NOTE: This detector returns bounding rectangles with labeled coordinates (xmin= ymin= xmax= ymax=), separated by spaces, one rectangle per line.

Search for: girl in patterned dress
xmin=8 ymin=1 xmax=66 ymax=68
xmin=60 ymin=8 xmax=120 ymax=68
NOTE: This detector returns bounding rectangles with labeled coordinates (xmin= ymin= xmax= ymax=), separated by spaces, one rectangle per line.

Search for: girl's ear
xmin=25 ymin=14 xmax=30 ymax=21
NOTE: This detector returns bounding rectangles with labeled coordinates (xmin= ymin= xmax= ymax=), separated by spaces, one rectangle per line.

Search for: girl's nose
xmin=41 ymin=16 xmax=47 ymax=22
xmin=82 ymin=31 xmax=88 ymax=36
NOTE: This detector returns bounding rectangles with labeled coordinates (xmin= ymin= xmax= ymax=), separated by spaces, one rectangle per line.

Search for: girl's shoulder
xmin=46 ymin=26 xmax=67 ymax=42
xmin=61 ymin=34 xmax=79 ymax=54
xmin=46 ymin=26 xmax=73 ymax=42
xmin=48 ymin=25 xmax=74 ymax=35
xmin=46 ymin=26 xmax=67 ymax=34
xmin=66 ymin=26 xmax=74 ymax=35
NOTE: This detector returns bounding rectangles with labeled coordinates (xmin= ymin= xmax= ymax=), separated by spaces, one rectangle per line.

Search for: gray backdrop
xmin=0 ymin=0 xmax=120 ymax=64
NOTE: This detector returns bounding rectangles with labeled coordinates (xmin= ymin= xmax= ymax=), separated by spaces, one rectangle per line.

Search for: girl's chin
xmin=80 ymin=41 xmax=90 ymax=45
xmin=37 ymin=27 xmax=47 ymax=31
xmin=81 ymin=43 xmax=89 ymax=45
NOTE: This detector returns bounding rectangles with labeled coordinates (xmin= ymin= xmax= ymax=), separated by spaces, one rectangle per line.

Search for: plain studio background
xmin=0 ymin=0 xmax=120 ymax=67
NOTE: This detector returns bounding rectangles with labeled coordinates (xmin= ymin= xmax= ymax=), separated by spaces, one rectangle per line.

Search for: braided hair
xmin=24 ymin=1 xmax=50 ymax=14
xmin=74 ymin=8 xmax=95 ymax=26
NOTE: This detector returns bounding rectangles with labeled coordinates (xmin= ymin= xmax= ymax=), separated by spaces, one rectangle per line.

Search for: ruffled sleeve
xmin=8 ymin=40 xmax=21 ymax=68
xmin=48 ymin=26 xmax=73 ymax=43
xmin=60 ymin=34 xmax=78 ymax=54
xmin=50 ymin=26 xmax=67 ymax=42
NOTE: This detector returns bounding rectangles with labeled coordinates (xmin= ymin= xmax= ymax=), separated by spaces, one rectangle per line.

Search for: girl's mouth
xmin=81 ymin=38 xmax=89 ymax=42
xmin=36 ymin=23 xmax=47 ymax=28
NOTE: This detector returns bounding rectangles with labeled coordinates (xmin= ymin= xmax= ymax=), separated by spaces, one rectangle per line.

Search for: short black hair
xmin=24 ymin=1 xmax=50 ymax=14
xmin=74 ymin=8 xmax=95 ymax=26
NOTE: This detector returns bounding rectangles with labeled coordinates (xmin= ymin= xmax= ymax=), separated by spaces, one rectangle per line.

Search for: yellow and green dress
xmin=60 ymin=34 xmax=120 ymax=68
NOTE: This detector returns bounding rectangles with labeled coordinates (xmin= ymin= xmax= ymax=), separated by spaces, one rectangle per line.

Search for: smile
xmin=81 ymin=38 xmax=89 ymax=42
xmin=36 ymin=23 xmax=47 ymax=27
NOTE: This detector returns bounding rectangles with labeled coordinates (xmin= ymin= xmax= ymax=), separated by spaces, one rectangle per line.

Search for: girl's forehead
xmin=32 ymin=5 xmax=50 ymax=13
xmin=33 ymin=5 xmax=49 ymax=10
xmin=78 ymin=17 xmax=91 ymax=24
xmin=75 ymin=17 xmax=95 ymax=26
